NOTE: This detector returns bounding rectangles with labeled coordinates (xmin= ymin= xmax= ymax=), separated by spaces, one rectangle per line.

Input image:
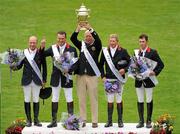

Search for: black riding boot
xmin=146 ymin=100 xmax=153 ymax=128
xmin=117 ymin=102 xmax=124 ymax=128
xmin=24 ymin=102 xmax=32 ymax=127
xmin=136 ymin=102 xmax=144 ymax=128
xmin=33 ymin=102 xmax=42 ymax=127
xmin=104 ymin=103 xmax=113 ymax=127
xmin=47 ymin=102 xmax=58 ymax=128
xmin=67 ymin=101 xmax=74 ymax=116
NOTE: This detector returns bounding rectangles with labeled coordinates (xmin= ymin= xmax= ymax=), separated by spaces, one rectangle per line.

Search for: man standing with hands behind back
xmin=70 ymin=23 xmax=102 ymax=128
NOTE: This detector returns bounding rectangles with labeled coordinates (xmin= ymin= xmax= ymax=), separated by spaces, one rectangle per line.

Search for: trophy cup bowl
xmin=76 ymin=3 xmax=90 ymax=30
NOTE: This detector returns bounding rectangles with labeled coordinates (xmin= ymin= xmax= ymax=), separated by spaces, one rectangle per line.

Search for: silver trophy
xmin=76 ymin=3 xmax=90 ymax=30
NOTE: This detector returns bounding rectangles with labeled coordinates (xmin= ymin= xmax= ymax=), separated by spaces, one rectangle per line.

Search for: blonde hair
xmin=29 ymin=36 xmax=38 ymax=42
xmin=109 ymin=34 xmax=119 ymax=42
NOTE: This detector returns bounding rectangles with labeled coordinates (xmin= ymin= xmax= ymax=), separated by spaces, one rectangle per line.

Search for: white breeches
xmin=52 ymin=80 xmax=73 ymax=103
xmin=23 ymin=81 xmax=41 ymax=103
xmin=136 ymin=85 xmax=153 ymax=103
xmin=106 ymin=80 xmax=124 ymax=103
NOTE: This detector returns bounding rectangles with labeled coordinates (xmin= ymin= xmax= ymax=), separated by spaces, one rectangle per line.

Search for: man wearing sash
xmin=135 ymin=34 xmax=164 ymax=128
xmin=70 ymin=23 xmax=102 ymax=128
xmin=99 ymin=34 xmax=130 ymax=128
xmin=11 ymin=36 xmax=47 ymax=127
xmin=40 ymin=31 xmax=78 ymax=128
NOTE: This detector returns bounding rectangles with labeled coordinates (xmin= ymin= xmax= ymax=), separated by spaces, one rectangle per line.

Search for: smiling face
xmin=84 ymin=31 xmax=94 ymax=45
xmin=29 ymin=36 xmax=37 ymax=51
xmin=109 ymin=37 xmax=118 ymax=48
xmin=57 ymin=33 xmax=66 ymax=46
xmin=139 ymin=37 xmax=148 ymax=50
xmin=109 ymin=34 xmax=119 ymax=48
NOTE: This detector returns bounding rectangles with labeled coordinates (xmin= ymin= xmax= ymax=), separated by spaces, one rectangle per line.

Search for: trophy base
xmin=80 ymin=27 xmax=87 ymax=31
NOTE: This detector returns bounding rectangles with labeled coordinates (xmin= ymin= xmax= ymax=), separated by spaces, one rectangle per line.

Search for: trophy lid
xmin=76 ymin=3 xmax=90 ymax=14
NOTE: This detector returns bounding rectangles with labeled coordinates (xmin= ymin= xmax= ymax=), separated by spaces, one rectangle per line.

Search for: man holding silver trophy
xmin=70 ymin=22 xmax=102 ymax=128
xmin=70 ymin=4 xmax=102 ymax=128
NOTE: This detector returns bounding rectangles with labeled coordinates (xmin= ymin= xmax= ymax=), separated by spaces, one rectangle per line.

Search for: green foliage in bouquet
xmin=5 ymin=119 xmax=26 ymax=134
xmin=150 ymin=113 xmax=175 ymax=134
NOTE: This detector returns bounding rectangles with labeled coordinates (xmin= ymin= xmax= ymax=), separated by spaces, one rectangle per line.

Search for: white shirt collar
xmin=141 ymin=46 xmax=148 ymax=57
xmin=59 ymin=43 xmax=66 ymax=48
xmin=110 ymin=45 xmax=118 ymax=57
xmin=59 ymin=43 xmax=66 ymax=54
xmin=141 ymin=46 xmax=148 ymax=53
xmin=29 ymin=48 xmax=37 ymax=54
xmin=28 ymin=48 xmax=37 ymax=59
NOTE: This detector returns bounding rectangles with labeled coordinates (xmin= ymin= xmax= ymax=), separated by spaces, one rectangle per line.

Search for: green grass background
xmin=0 ymin=0 xmax=180 ymax=133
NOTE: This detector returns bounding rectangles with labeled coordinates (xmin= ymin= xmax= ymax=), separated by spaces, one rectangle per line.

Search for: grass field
xmin=0 ymin=0 xmax=180 ymax=133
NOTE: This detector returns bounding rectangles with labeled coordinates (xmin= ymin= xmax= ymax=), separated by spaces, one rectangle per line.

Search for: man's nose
xmin=31 ymin=43 xmax=36 ymax=45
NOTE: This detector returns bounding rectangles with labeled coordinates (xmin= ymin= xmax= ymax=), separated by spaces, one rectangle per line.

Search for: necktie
xmin=139 ymin=52 xmax=143 ymax=57
xmin=142 ymin=51 xmax=145 ymax=57
xmin=58 ymin=46 xmax=63 ymax=54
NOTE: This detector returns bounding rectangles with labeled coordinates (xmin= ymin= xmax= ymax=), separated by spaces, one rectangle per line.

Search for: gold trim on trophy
xmin=76 ymin=3 xmax=90 ymax=30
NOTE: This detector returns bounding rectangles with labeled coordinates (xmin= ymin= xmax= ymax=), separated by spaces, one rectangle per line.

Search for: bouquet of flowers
xmin=0 ymin=48 xmax=25 ymax=77
xmin=104 ymin=80 xmax=121 ymax=94
xmin=128 ymin=56 xmax=158 ymax=85
xmin=53 ymin=51 xmax=78 ymax=84
xmin=61 ymin=112 xmax=82 ymax=130
xmin=150 ymin=113 xmax=175 ymax=134
xmin=5 ymin=118 xmax=26 ymax=134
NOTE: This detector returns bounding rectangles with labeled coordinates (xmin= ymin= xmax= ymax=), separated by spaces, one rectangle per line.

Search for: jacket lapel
xmin=107 ymin=47 xmax=113 ymax=58
xmin=63 ymin=43 xmax=70 ymax=53
xmin=33 ymin=49 xmax=39 ymax=62
xmin=113 ymin=48 xmax=119 ymax=58
xmin=138 ymin=49 xmax=143 ymax=57
xmin=113 ymin=46 xmax=121 ymax=58
xmin=144 ymin=47 xmax=151 ymax=58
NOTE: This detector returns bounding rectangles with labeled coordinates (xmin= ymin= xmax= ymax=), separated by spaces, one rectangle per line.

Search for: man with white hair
xmin=70 ymin=23 xmax=102 ymax=128
xmin=11 ymin=36 xmax=47 ymax=127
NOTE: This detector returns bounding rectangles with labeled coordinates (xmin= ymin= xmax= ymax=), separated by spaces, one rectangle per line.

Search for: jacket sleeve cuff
xmin=89 ymin=28 xmax=94 ymax=33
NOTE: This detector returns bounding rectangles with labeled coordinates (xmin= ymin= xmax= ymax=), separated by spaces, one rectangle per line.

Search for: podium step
xmin=22 ymin=123 xmax=151 ymax=134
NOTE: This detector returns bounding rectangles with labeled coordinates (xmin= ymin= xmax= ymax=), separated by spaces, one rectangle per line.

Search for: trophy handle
xmin=75 ymin=4 xmax=90 ymax=31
